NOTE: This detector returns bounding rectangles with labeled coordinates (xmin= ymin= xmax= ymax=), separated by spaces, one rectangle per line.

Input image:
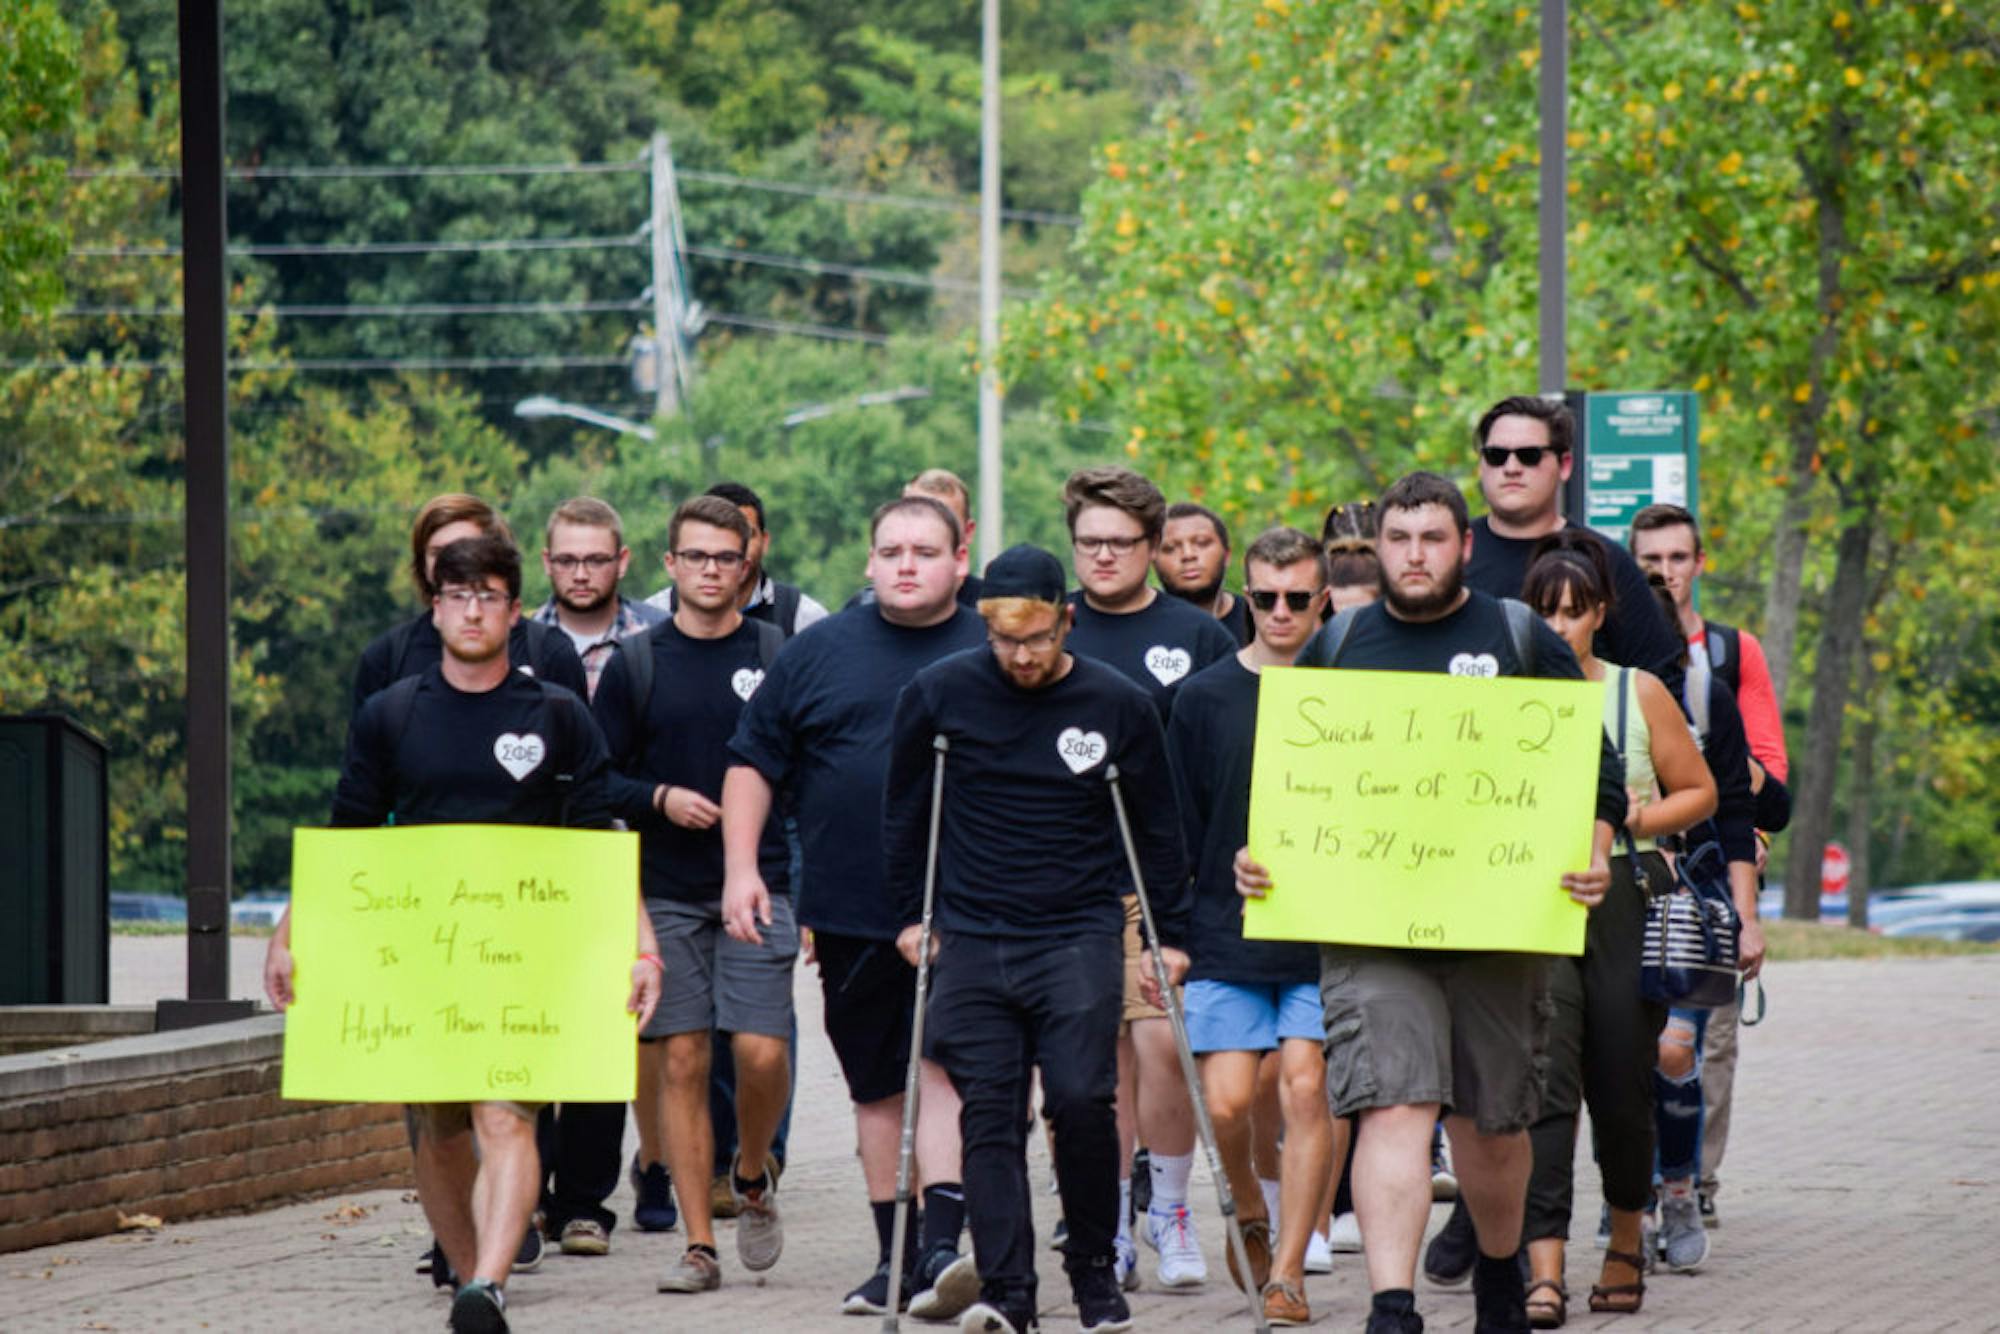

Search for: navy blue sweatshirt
xmin=729 ymin=604 xmax=986 ymax=939
xmin=1465 ymin=516 xmax=1686 ymax=702
xmin=1066 ymin=591 xmax=1240 ymax=719
xmin=332 ymin=666 xmax=611 ymax=829
xmin=593 ymin=618 xmax=790 ymax=902
xmin=1167 ymin=655 xmax=1320 ymax=984
xmin=884 ymin=647 xmax=1190 ymax=946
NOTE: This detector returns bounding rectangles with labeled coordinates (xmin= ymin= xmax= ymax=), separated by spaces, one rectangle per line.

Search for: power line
xmin=679 ymin=168 xmax=1080 ymax=227
xmin=50 ymin=298 xmax=647 ymax=319
xmin=70 ymin=234 xmax=647 ymax=259
xmin=1 ymin=354 xmax=628 ymax=373
xmin=686 ymin=242 xmax=1036 ymax=299
xmin=701 ymin=313 xmax=893 ymax=345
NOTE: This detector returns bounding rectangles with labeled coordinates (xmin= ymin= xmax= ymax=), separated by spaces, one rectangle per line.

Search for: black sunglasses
xmin=1247 ymin=589 xmax=1315 ymax=613
xmin=1479 ymin=445 xmax=1561 ymax=468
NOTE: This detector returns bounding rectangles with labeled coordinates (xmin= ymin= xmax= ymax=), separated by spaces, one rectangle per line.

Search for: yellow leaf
xmin=1663 ymin=81 xmax=1683 ymax=101
xmin=1843 ymin=66 xmax=1864 ymax=87
xmin=1718 ymin=151 xmax=1744 ymax=175
xmin=1792 ymin=382 xmax=1812 ymax=403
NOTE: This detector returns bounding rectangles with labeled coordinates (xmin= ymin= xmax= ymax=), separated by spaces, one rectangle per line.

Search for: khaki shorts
xmin=1319 ymin=944 xmax=1551 ymax=1135
xmin=403 ymin=1099 xmax=542 ymax=1142
xmin=1121 ymin=894 xmax=1170 ymax=1025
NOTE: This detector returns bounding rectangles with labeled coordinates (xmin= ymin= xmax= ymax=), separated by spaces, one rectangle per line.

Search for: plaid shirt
xmin=530 ymin=595 xmax=664 ymax=701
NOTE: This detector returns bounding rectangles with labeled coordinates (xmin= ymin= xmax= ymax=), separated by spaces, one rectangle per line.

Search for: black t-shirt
xmin=1167 ymin=656 xmax=1319 ymax=984
xmin=593 ymin=618 xmax=791 ymax=902
xmin=1066 ymin=591 xmax=1240 ymax=720
xmin=1218 ymin=594 xmax=1253 ymax=648
xmin=331 ymin=667 xmax=611 ymax=829
xmin=841 ymin=571 xmax=987 ymax=614
xmin=1296 ymin=591 xmax=1627 ymax=829
xmin=1689 ymin=676 xmax=1759 ymax=866
xmin=351 ymin=612 xmax=589 ymax=717
xmin=884 ymin=648 xmax=1189 ymax=946
xmin=729 ymin=604 xmax=987 ymax=939
xmin=1464 ymin=517 xmax=1686 ymax=701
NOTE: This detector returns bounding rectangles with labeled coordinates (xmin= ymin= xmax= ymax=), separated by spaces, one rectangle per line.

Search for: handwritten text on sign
xmin=1244 ymin=669 xmax=1602 ymax=955
xmin=281 ymin=825 xmax=639 ymax=1103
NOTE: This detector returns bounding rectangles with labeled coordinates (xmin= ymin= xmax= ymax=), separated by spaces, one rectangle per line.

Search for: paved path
xmin=9 ymin=952 xmax=2000 ymax=1332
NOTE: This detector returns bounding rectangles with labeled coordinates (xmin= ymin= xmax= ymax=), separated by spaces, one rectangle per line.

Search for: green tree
xmin=0 ymin=2 xmax=79 ymax=327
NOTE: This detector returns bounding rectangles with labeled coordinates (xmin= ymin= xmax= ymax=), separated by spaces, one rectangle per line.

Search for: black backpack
xmin=611 ymin=617 xmax=784 ymax=731
xmin=1703 ymin=621 xmax=1743 ymax=697
xmin=384 ymin=613 xmax=573 ymax=684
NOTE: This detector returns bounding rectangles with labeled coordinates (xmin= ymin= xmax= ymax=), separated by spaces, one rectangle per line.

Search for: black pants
xmin=536 ymin=1101 xmax=626 ymax=1233
xmin=1524 ymin=852 xmax=1669 ymax=1241
xmin=929 ymin=930 xmax=1121 ymax=1308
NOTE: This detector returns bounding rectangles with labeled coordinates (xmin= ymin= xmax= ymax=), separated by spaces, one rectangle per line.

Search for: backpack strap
xmin=1705 ymin=622 xmax=1742 ymax=695
xmin=1500 ymin=597 xmax=1537 ymax=675
xmin=1301 ymin=605 xmax=1364 ymax=668
xmin=772 ymin=581 xmax=803 ymax=637
xmin=530 ymin=678 xmax=583 ymax=827
xmin=615 ymin=626 xmax=657 ymax=736
xmin=752 ymin=618 xmax=784 ymax=671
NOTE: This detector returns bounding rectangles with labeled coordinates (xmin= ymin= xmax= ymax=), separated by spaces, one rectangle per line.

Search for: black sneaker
xmin=960 ymin=1298 xmax=1040 ymax=1333
xmin=1047 ymin=1216 xmax=1068 ymax=1251
xmin=1471 ymin=1256 xmax=1530 ymax=1334
xmin=909 ymin=1244 xmax=981 ymax=1321
xmin=419 ymin=1239 xmax=458 ymax=1291
xmin=841 ymin=1259 xmax=900 ymax=1316
xmin=1070 ymin=1256 xmax=1133 ymax=1334
xmin=1129 ymin=1148 xmax=1151 ymax=1219
xmin=1422 ymin=1199 xmax=1475 ymax=1287
xmin=513 ymin=1223 xmax=542 ymax=1274
xmin=1698 ymin=1188 xmax=1719 ymax=1229
xmin=448 ymin=1278 xmax=509 ymax=1333
xmin=1365 ymin=1309 xmax=1425 ymax=1334
xmin=631 ymin=1156 xmax=678 ymax=1232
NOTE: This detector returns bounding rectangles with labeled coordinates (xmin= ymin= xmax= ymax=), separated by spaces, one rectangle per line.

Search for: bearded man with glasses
xmin=533 ymin=498 xmax=666 ymax=702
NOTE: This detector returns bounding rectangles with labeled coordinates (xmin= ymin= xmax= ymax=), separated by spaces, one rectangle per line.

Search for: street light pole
xmin=976 ymin=0 xmax=1004 ymax=569
xmin=1538 ymin=0 xmax=1567 ymax=397
xmin=514 ymin=395 xmax=657 ymax=441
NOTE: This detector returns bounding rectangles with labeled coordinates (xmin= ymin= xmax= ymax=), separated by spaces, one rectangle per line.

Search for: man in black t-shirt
xmin=593 ymin=497 xmax=796 ymax=1296
xmin=351 ymin=493 xmax=589 ymax=717
xmin=1461 ymin=395 xmax=1684 ymax=700
xmin=1167 ymin=526 xmax=1339 ymax=1326
xmin=720 ymin=495 xmax=986 ymax=1318
xmin=264 ymin=535 xmax=661 ymax=1334
xmin=1155 ymin=501 xmax=1253 ymax=647
xmin=884 ymin=545 xmax=1190 ymax=1334
xmin=1237 ymin=473 xmax=1621 ymax=1334
xmin=1062 ymin=466 xmax=1234 ymax=1289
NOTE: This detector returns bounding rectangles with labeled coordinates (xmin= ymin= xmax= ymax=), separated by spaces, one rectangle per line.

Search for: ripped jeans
xmin=1654 ymin=1006 xmax=1708 ymax=1182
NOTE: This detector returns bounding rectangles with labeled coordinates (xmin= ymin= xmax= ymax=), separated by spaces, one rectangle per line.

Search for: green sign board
xmin=1578 ymin=391 xmax=1699 ymax=542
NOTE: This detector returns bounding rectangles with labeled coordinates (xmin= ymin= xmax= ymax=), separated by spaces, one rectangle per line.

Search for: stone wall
xmin=0 ymin=1015 xmax=408 ymax=1253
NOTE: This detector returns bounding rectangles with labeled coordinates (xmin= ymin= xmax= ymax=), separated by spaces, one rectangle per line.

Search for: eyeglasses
xmin=548 ymin=553 xmax=617 ymax=572
xmin=1073 ymin=535 xmax=1146 ymax=557
xmin=438 ymin=587 xmax=509 ymax=608
xmin=989 ymin=629 xmax=1061 ymax=653
xmin=1478 ymin=445 xmax=1561 ymax=468
xmin=1247 ymin=589 xmax=1316 ymax=613
xmin=673 ymin=548 xmax=745 ymax=570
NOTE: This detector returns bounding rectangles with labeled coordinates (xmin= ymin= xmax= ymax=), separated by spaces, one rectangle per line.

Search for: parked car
xmin=108 ymin=892 xmax=188 ymax=923
xmin=230 ymin=894 xmax=290 ymax=928
xmin=1881 ymin=909 xmax=2000 ymax=944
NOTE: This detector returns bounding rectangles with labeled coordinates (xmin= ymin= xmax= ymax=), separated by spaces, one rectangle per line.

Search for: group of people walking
xmin=262 ymin=392 xmax=1785 ymax=1334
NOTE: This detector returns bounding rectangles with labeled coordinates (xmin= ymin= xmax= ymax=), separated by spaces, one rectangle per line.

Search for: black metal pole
xmin=177 ymin=0 xmax=234 ymax=1010
xmin=1538 ymin=0 xmax=1567 ymax=397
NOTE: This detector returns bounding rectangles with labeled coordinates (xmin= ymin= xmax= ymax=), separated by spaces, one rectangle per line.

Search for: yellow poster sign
xmin=1244 ymin=668 xmax=1603 ymax=955
xmin=281 ymin=825 xmax=639 ymax=1102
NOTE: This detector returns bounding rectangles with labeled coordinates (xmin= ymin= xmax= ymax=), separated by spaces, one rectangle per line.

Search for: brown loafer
xmin=1226 ymin=1218 xmax=1273 ymax=1293
xmin=1262 ymin=1279 xmax=1311 ymax=1327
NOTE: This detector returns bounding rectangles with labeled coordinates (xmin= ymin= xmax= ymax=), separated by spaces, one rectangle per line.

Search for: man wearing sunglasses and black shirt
xmin=1462 ymin=396 xmax=1684 ymax=701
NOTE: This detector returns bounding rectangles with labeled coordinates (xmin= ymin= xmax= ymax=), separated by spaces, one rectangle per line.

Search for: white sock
xmin=1149 ymin=1150 xmax=1195 ymax=1213
xmin=1259 ymin=1176 xmax=1281 ymax=1227
xmin=1116 ymin=1176 xmax=1133 ymax=1246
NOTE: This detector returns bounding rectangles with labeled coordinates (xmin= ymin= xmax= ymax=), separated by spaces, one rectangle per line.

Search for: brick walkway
xmin=8 ymin=954 xmax=1999 ymax=1332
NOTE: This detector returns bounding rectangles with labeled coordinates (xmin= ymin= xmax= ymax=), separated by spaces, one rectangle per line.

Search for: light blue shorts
xmin=1184 ymin=979 xmax=1324 ymax=1054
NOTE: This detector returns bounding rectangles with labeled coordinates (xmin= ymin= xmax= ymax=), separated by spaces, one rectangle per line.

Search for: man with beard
xmin=1155 ymin=502 xmax=1251 ymax=646
xmin=1236 ymin=471 xmax=1624 ymax=1334
xmin=526 ymin=498 xmax=668 ymax=1254
xmin=884 ymin=544 xmax=1190 ymax=1334
xmin=720 ymin=495 xmax=987 ymax=1318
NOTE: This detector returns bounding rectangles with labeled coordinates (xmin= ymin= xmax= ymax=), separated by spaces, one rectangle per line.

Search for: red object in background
xmin=1822 ymin=841 xmax=1851 ymax=898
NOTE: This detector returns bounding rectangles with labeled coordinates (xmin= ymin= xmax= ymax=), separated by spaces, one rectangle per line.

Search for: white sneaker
xmin=1113 ymin=1235 xmax=1139 ymax=1292
xmin=1304 ymin=1230 xmax=1334 ymax=1274
xmin=1328 ymin=1211 xmax=1363 ymax=1253
xmin=1147 ymin=1205 xmax=1207 ymax=1288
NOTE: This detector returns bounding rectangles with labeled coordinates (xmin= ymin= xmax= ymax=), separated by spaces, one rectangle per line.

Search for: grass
xmin=1761 ymin=917 xmax=2000 ymax=961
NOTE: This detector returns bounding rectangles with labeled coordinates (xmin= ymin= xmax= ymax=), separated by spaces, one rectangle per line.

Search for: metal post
xmin=1538 ymin=0 xmax=1567 ymax=397
xmin=976 ymin=0 xmax=1004 ymax=568
xmin=166 ymin=0 xmax=251 ymax=1029
xmin=650 ymin=132 xmax=682 ymax=418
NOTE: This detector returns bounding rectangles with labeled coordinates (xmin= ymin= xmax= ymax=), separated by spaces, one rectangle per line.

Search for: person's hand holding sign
xmin=263 ymin=908 xmax=296 ymax=1011
xmin=1233 ymin=845 xmax=1272 ymax=903
xmin=630 ymin=899 xmax=663 ymax=1030
xmin=1561 ymin=822 xmax=1616 ymax=910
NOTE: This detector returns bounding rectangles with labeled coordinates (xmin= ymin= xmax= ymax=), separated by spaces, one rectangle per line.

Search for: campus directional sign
xmin=1572 ymin=390 xmax=1699 ymax=542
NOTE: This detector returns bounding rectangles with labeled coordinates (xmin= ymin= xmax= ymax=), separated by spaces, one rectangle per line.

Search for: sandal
xmin=1588 ymin=1247 xmax=1646 ymax=1315
xmin=1525 ymin=1277 xmax=1568 ymax=1328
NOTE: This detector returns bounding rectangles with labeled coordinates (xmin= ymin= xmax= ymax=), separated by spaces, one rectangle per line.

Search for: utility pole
xmin=976 ymin=0 xmax=1004 ymax=568
xmin=1538 ymin=0 xmax=1567 ymax=397
xmin=650 ymin=132 xmax=691 ymax=417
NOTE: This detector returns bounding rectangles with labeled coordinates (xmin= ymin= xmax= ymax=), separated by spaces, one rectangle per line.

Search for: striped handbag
xmin=1640 ymin=839 xmax=1742 ymax=1009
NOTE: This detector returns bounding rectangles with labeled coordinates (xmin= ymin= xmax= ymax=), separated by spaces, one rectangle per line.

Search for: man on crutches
xmin=884 ymin=545 xmax=1189 ymax=1334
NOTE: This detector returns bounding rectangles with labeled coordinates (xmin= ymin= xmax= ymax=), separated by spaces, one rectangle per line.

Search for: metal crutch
xmin=1105 ymin=762 xmax=1272 ymax=1333
xmin=883 ymin=734 xmax=949 ymax=1331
